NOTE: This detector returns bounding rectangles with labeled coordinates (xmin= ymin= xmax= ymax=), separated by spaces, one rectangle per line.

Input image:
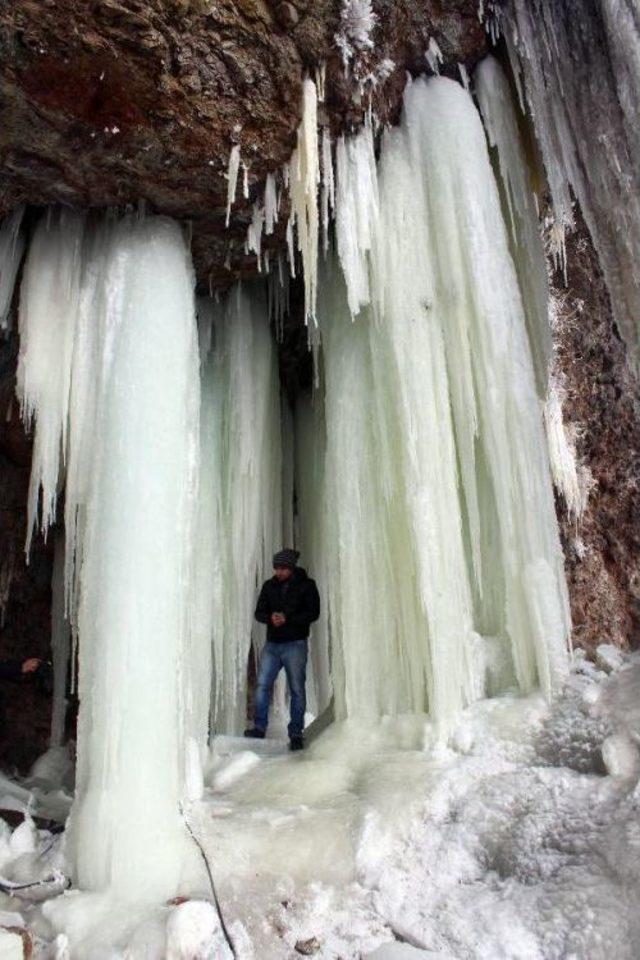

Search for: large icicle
xmin=64 ymin=216 xmax=200 ymax=899
xmin=288 ymin=79 xmax=320 ymax=324
xmin=334 ymin=119 xmax=379 ymax=317
xmin=504 ymin=0 xmax=640 ymax=370
xmin=17 ymin=212 xmax=85 ymax=553
xmin=475 ymin=55 xmax=551 ymax=397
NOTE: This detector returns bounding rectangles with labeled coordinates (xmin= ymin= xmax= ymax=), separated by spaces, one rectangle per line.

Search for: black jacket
xmin=255 ymin=567 xmax=320 ymax=643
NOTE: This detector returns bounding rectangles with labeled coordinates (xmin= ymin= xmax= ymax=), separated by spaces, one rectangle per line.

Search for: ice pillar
xmin=60 ymin=217 xmax=200 ymax=899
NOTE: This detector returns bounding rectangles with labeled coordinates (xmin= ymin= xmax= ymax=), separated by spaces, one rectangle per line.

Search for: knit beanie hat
xmin=272 ymin=548 xmax=300 ymax=569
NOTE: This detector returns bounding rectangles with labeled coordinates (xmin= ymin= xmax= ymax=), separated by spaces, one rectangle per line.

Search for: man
xmin=246 ymin=549 xmax=320 ymax=751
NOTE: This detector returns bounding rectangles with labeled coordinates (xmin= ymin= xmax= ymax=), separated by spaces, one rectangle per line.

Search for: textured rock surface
xmin=0 ymin=333 xmax=53 ymax=773
xmin=0 ymin=0 xmax=485 ymax=288
xmin=551 ymin=214 xmax=640 ymax=655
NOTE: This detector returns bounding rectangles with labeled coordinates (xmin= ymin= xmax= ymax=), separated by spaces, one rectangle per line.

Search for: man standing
xmin=245 ymin=549 xmax=320 ymax=751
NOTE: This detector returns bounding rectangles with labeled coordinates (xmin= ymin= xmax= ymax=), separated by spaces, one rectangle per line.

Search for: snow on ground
xmin=0 ymin=647 xmax=639 ymax=959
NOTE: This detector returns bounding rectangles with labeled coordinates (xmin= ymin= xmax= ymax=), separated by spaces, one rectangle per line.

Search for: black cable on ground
xmin=179 ymin=804 xmax=237 ymax=958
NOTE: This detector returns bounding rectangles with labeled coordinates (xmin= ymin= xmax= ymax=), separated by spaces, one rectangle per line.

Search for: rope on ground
xmin=179 ymin=803 xmax=237 ymax=958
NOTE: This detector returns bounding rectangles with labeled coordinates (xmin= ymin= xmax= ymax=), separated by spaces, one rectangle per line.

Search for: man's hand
xmin=21 ymin=658 xmax=41 ymax=674
xmin=270 ymin=612 xmax=286 ymax=627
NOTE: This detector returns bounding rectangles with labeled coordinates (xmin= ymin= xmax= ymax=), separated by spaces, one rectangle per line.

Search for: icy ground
xmin=1 ymin=646 xmax=639 ymax=959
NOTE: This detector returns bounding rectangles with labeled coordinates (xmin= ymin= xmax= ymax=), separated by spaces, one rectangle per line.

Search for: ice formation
xmin=17 ymin=212 xmax=85 ymax=553
xmin=543 ymin=382 xmax=591 ymax=522
xmin=196 ymin=285 xmax=284 ymax=735
xmin=17 ymin=214 xmax=200 ymax=899
xmin=334 ymin=120 xmax=378 ymax=316
xmin=225 ymin=144 xmax=241 ymax=227
xmin=297 ymin=76 xmax=570 ymax=725
xmin=0 ymin=207 xmax=25 ymax=330
xmin=335 ymin=0 xmax=376 ymax=71
xmin=503 ymin=0 xmax=640 ymax=369
xmin=287 ymin=78 xmax=320 ymax=324
xmin=475 ymin=55 xmax=551 ymax=396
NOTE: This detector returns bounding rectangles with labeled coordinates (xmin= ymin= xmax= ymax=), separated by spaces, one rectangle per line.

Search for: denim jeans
xmin=254 ymin=639 xmax=308 ymax=739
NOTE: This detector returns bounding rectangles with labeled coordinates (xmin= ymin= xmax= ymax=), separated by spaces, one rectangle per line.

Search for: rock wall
xmin=0 ymin=333 xmax=53 ymax=772
xmin=0 ymin=0 xmax=485 ymax=288
xmin=551 ymin=214 xmax=640 ymax=654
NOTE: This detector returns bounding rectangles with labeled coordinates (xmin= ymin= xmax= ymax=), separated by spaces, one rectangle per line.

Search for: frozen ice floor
xmin=1 ymin=649 xmax=640 ymax=959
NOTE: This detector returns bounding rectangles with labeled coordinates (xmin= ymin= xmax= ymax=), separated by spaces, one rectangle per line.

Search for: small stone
xmin=295 ymin=938 xmax=321 ymax=956
xmin=275 ymin=2 xmax=299 ymax=29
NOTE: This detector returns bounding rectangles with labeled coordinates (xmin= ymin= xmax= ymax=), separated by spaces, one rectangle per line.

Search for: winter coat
xmin=255 ymin=567 xmax=320 ymax=643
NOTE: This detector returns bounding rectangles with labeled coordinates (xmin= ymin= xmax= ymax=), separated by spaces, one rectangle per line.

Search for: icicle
xmin=0 ymin=208 xmax=25 ymax=331
xmin=264 ymin=173 xmax=278 ymax=235
xmin=288 ymin=78 xmax=320 ymax=324
xmin=425 ymin=37 xmax=443 ymax=75
xmin=475 ymin=55 xmax=551 ymax=396
xmin=458 ymin=63 xmax=470 ymax=90
xmin=50 ymin=530 xmax=71 ymax=748
xmin=246 ymin=203 xmax=265 ymax=261
xmin=17 ymin=211 xmax=86 ymax=554
xmin=503 ymin=0 xmax=640 ymax=369
xmin=242 ymin=162 xmax=250 ymax=199
xmin=315 ymin=62 xmax=326 ymax=103
xmin=320 ymin=127 xmax=335 ymax=256
xmin=334 ymin=119 xmax=378 ymax=316
xmin=543 ymin=380 xmax=592 ymax=522
xmin=225 ymin=144 xmax=241 ymax=227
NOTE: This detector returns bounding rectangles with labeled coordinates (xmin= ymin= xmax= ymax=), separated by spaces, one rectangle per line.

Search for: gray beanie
xmin=272 ymin=548 xmax=300 ymax=569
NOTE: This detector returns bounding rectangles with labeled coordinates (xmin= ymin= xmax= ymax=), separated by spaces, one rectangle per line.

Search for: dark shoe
xmin=289 ymin=736 xmax=304 ymax=751
xmin=244 ymin=728 xmax=265 ymax=739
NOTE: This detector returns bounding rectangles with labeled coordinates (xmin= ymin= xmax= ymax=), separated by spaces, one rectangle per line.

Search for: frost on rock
xmin=335 ymin=0 xmax=376 ymax=71
xmin=504 ymin=0 xmax=640 ymax=370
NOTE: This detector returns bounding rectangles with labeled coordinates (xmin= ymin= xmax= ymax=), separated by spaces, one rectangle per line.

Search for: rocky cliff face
xmin=551 ymin=215 xmax=640 ymax=655
xmin=0 ymin=0 xmax=485 ymax=288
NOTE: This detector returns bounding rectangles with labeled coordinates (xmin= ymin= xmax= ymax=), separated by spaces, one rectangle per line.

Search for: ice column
xmin=65 ymin=217 xmax=200 ymax=898
xmin=303 ymin=77 xmax=570 ymax=723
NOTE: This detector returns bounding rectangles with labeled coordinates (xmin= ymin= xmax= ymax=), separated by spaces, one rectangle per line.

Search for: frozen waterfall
xmin=297 ymin=76 xmax=570 ymax=726
xmin=13 ymin=65 xmax=573 ymax=916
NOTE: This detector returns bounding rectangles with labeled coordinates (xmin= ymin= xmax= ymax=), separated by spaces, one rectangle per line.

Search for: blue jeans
xmin=254 ymin=640 xmax=308 ymax=739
